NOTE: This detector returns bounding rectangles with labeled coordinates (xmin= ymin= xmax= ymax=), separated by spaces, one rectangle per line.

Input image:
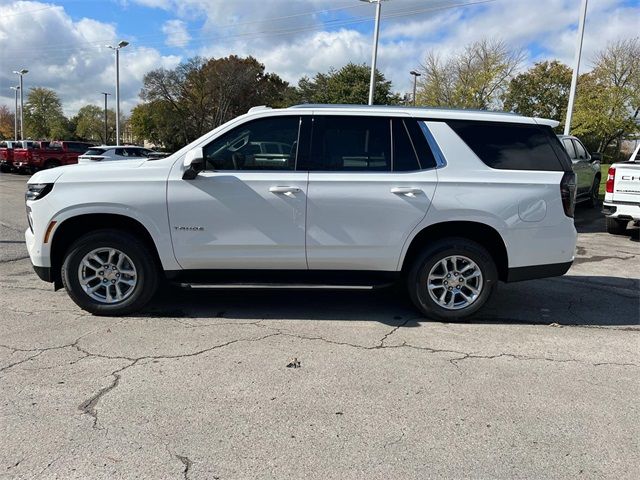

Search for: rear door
xmin=305 ymin=114 xmax=437 ymax=271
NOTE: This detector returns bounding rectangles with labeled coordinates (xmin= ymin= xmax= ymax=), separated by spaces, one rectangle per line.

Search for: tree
xmin=0 ymin=105 xmax=15 ymax=139
xmin=572 ymin=38 xmax=640 ymax=157
xmin=137 ymin=55 xmax=291 ymax=149
xmin=73 ymin=105 xmax=116 ymax=143
xmin=293 ymin=63 xmax=401 ymax=105
xmin=23 ymin=87 xmax=70 ymax=139
xmin=416 ymin=39 xmax=524 ymax=110
xmin=503 ymin=61 xmax=572 ymax=129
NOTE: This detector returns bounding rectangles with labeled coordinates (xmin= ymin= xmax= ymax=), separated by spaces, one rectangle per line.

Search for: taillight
xmin=605 ymin=167 xmax=615 ymax=193
xmin=560 ymin=172 xmax=577 ymax=218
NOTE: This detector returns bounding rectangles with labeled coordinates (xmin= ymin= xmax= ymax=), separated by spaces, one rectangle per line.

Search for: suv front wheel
xmin=61 ymin=229 xmax=158 ymax=315
xmin=407 ymin=238 xmax=498 ymax=321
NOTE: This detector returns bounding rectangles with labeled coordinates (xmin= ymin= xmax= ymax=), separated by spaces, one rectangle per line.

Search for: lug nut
xmin=448 ymin=287 xmax=453 ymax=291
xmin=98 ymin=271 xmax=103 ymax=276
xmin=111 ymin=280 xmax=116 ymax=284
xmin=103 ymin=279 xmax=107 ymax=283
xmin=116 ymin=273 xmax=120 ymax=278
xmin=459 ymin=278 xmax=463 ymax=282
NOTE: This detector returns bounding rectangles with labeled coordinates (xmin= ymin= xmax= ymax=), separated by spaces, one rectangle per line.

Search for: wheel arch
xmin=50 ymin=213 xmax=164 ymax=289
xmin=400 ymin=221 xmax=509 ymax=281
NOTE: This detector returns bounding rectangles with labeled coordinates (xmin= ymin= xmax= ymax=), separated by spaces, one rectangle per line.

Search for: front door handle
xmin=269 ymin=186 xmax=301 ymax=195
xmin=391 ymin=187 xmax=422 ymax=196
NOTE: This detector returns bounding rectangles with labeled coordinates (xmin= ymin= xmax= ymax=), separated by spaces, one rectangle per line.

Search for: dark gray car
xmin=557 ymin=135 xmax=601 ymax=208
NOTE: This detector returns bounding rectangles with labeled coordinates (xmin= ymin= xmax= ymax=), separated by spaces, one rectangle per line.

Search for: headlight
xmin=25 ymin=183 xmax=53 ymax=201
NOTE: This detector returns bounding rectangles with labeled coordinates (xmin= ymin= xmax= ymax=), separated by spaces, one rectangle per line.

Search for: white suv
xmin=78 ymin=145 xmax=159 ymax=163
xmin=25 ymin=105 xmax=577 ymax=319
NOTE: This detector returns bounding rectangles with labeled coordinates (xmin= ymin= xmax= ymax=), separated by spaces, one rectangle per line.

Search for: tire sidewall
xmin=62 ymin=231 xmax=157 ymax=315
xmin=409 ymin=239 xmax=497 ymax=321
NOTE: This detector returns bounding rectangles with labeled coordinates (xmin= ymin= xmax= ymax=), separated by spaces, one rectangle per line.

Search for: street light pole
xmin=101 ymin=92 xmax=111 ymax=144
xmin=360 ymin=0 xmax=387 ymax=105
xmin=564 ymin=0 xmax=588 ymax=136
xmin=10 ymin=86 xmax=19 ymax=141
xmin=12 ymin=69 xmax=28 ymax=140
xmin=106 ymin=41 xmax=129 ymax=145
xmin=409 ymin=70 xmax=421 ymax=106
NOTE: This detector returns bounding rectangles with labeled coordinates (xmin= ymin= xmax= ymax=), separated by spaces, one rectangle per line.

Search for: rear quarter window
xmin=84 ymin=148 xmax=106 ymax=156
xmin=447 ymin=120 xmax=567 ymax=171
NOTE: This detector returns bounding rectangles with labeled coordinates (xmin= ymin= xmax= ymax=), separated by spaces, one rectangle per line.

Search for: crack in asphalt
xmin=175 ymin=454 xmax=193 ymax=480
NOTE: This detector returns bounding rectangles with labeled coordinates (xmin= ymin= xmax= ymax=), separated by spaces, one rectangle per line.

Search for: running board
xmin=179 ymin=283 xmax=377 ymax=290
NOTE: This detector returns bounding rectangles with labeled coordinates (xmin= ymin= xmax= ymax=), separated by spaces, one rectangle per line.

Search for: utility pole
xmin=12 ymin=69 xmax=28 ymax=140
xmin=10 ymin=86 xmax=19 ymax=141
xmin=410 ymin=70 xmax=421 ymax=106
xmin=106 ymin=41 xmax=129 ymax=145
xmin=360 ymin=0 xmax=387 ymax=105
xmin=564 ymin=0 xmax=588 ymax=136
xmin=101 ymin=92 xmax=111 ymax=144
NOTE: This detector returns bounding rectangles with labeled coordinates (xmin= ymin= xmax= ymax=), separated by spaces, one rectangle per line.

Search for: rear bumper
xmin=603 ymin=202 xmax=640 ymax=221
xmin=506 ymin=261 xmax=573 ymax=282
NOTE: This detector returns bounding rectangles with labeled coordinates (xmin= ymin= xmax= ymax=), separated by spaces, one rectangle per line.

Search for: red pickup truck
xmin=13 ymin=141 xmax=94 ymax=173
xmin=0 ymin=141 xmax=24 ymax=172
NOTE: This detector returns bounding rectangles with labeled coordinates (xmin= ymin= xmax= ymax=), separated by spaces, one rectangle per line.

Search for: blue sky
xmin=0 ymin=0 xmax=638 ymax=116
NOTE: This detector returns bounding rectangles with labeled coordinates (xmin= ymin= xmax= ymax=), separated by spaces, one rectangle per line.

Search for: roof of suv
xmin=278 ymin=104 xmax=559 ymax=127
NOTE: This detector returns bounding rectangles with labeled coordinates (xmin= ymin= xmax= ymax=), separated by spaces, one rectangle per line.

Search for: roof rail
xmin=248 ymin=105 xmax=272 ymax=113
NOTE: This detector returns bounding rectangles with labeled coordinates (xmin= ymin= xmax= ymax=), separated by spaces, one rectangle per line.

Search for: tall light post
xmin=10 ymin=86 xmax=19 ymax=141
xmin=409 ymin=70 xmax=421 ymax=106
xmin=360 ymin=0 xmax=387 ymax=105
xmin=106 ymin=40 xmax=129 ymax=145
xmin=101 ymin=92 xmax=111 ymax=144
xmin=12 ymin=69 xmax=28 ymax=140
xmin=564 ymin=0 xmax=588 ymax=135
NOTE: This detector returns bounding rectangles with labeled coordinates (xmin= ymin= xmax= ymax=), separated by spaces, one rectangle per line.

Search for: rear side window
xmin=573 ymin=140 xmax=587 ymax=160
xmin=84 ymin=148 xmax=105 ymax=156
xmin=562 ymin=138 xmax=576 ymax=159
xmin=447 ymin=120 xmax=565 ymax=171
xmin=392 ymin=119 xmax=420 ymax=172
xmin=310 ymin=116 xmax=391 ymax=171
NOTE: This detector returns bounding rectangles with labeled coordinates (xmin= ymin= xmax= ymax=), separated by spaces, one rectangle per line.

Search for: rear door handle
xmin=269 ymin=186 xmax=301 ymax=195
xmin=390 ymin=187 xmax=422 ymax=196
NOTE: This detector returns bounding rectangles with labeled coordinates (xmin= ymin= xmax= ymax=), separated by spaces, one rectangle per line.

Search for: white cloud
xmin=0 ymin=1 xmax=180 ymax=116
xmin=162 ymin=19 xmax=191 ymax=48
xmin=0 ymin=0 xmax=638 ymax=118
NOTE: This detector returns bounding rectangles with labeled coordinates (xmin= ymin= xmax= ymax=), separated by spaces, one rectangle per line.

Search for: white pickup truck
xmin=603 ymin=143 xmax=640 ymax=234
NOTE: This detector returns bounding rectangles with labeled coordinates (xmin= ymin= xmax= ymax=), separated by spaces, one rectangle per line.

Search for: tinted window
xmin=392 ymin=119 xmax=420 ymax=171
xmin=407 ymin=120 xmax=437 ymax=169
xmin=447 ymin=121 xmax=565 ymax=171
xmin=66 ymin=142 xmax=90 ymax=153
xmin=310 ymin=116 xmax=390 ymax=171
xmin=562 ymin=138 xmax=576 ymax=159
xmin=204 ymin=116 xmax=299 ymax=171
xmin=84 ymin=148 xmax=106 ymax=156
xmin=573 ymin=140 xmax=587 ymax=160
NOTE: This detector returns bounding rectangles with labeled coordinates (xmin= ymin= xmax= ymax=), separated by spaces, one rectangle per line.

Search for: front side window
xmin=310 ymin=116 xmax=391 ymax=171
xmin=203 ymin=116 xmax=299 ymax=171
xmin=573 ymin=140 xmax=587 ymax=160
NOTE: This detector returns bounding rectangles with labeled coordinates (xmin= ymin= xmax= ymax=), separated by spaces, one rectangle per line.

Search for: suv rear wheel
xmin=407 ymin=238 xmax=497 ymax=321
xmin=61 ymin=229 xmax=158 ymax=315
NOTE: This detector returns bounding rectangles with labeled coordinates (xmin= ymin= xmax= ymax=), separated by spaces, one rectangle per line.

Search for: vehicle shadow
xmin=574 ymin=202 xmax=639 ymax=240
xmin=144 ymin=275 xmax=639 ymax=328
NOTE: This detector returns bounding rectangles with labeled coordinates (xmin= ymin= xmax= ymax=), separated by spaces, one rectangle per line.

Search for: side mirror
xmin=182 ymin=147 xmax=205 ymax=180
xmin=590 ymin=152 xmax=602 ymax=162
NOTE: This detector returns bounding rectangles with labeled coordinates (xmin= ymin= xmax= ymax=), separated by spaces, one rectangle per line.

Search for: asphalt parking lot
xmin=1 ymin=172 xmax=638 ymax=479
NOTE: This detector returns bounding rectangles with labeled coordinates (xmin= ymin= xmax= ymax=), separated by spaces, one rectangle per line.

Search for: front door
xmin=305 ymin=115 xmax=437 ymax=271
xmin=168 ymin=115 xmax=308 ymax=270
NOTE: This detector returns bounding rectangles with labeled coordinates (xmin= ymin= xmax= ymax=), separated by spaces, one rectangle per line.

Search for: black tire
xmin=61 ymin=229 xmax=159 ymax=315
xmin=606 ymin=217 xmax=628 ymax=235
xmin=585 ymin=176 xmax=600 ymax=208
xmin=407 ymin=238 xmax=498 ymax=321
xmin=43 ymin=159 xmax=61 ymax=169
